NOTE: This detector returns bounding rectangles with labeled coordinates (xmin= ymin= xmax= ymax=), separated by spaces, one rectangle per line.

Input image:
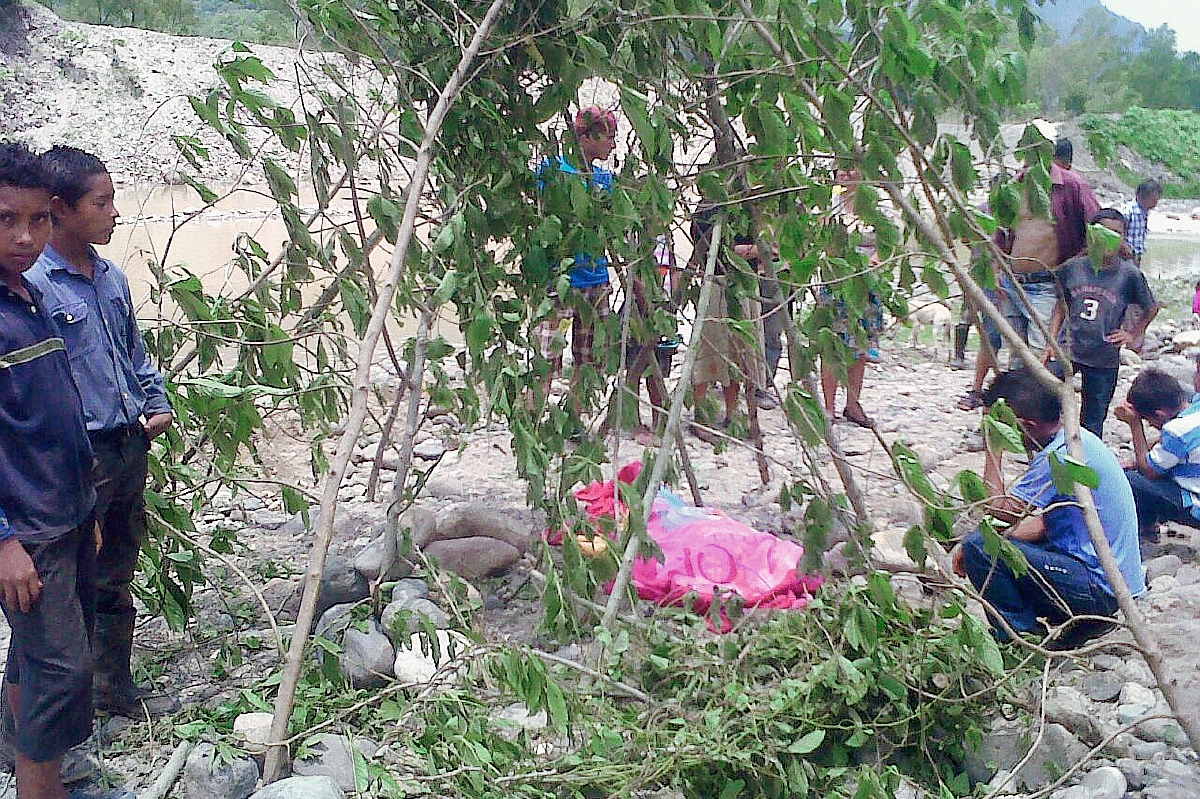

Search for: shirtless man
xmin=1004 ymin=138 xmax=1100 ymax=354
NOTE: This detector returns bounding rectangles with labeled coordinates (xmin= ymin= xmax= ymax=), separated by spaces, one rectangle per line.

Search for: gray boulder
xmin=315 ymin=556 xmax=370 ymax=620
xmin=423 ymin=537 xmax=520 ymax=579
xmin=183 ymin=742 xmax=259 ymax=799
xmin=293 ymin=733 xmax=379 ymax=791
xmin=433 ymin=503 xmax=530 ymax=552
xmin=390 ymin=578 xmax=431 ymax=606
xmin=1079 ymin=765 xmax=1126 ymax=799
xmin=248 ymin=775 xmax=345 ymax=799
xmin=398 ymin=507 xmax=438 ymax=550
xmin=381 ymin=597 xmax=449 ymax=644
xmin=353 ymin=537 xmax=413 ymax=583
xmin=965 ymin=720 xmax=1088 ymax=789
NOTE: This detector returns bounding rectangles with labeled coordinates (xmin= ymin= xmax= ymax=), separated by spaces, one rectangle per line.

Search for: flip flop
xmin=842 ymin=405 xmax=875 ymax=428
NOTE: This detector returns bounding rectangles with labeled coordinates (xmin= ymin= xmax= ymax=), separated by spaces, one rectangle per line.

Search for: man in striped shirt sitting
xmin=1115 ymin=368 xmax=1200 ymax=540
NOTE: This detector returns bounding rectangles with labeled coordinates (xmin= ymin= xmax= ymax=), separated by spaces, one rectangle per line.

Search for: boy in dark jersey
xmin=0 ymin=142 xmax=97 ymax=799
xmin=1047 ymin=208 xmax=1158 ymax=437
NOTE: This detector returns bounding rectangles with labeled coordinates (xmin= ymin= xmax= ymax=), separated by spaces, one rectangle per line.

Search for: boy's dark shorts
xmin=2 ymin=522 xmax=95 ymax=762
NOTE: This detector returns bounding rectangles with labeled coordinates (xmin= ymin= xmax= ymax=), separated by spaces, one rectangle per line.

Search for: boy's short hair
xmin=983 ymin=368 xmax=1060 ymax=423
xmin=1054 ymin=137 xmax=1073 ymax=165
xmin=1136 ymin=179 xmax=1163 ymax=200
xmin=40 ymin=145 xmax=108 ymax=207
xmin=1127 ymin=369 xmax=1189 ymax=418
xmin=1091 ymin=208 xmax=1127 ymax=229
xmin=572 ymin=106 xmax=617 ymax=138
xmin=0 ymin=141 xmax=47 ymax=190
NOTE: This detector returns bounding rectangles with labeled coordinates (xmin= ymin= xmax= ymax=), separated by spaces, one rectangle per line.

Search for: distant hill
xmin=1036 ymin=0 xmax=1146 ymax=48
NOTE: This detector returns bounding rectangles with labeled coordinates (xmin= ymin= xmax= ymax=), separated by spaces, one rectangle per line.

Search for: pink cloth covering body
xmin=554 ymin=463 xmax=822 ymax=630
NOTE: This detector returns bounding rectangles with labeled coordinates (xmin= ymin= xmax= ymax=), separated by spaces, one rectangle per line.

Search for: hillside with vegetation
xmin=1081 ymin=107 xmax=1200 ymax=198
xmin=35 ymin=0 xmax=296 ymax=44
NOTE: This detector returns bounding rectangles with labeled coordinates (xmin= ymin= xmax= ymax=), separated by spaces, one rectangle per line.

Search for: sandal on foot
xmin=842 ymin=405 xmax=874 ymax=428
xmin=956 ymin=390 xmax=984 ymax=411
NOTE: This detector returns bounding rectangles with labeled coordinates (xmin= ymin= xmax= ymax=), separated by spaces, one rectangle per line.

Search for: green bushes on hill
xmin=1082 ymin=107 xmax=1200 ymax=198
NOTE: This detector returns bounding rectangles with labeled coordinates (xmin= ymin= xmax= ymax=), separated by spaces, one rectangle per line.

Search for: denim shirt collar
xmin=40 ymin=244 xmax=109 ymax=279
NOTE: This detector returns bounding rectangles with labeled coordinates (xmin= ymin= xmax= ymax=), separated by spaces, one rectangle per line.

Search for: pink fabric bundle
xmin=551 ymin=462 xmax=822 ymax=630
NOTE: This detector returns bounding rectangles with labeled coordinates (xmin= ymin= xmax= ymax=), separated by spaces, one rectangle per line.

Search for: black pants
xmin=2 ymin=523 xmax=95 ymax=762
xmin=89 ymin=426 xmax=150 ymax=618
xmin=1077 ymin=364 xmax=1119 ymax=439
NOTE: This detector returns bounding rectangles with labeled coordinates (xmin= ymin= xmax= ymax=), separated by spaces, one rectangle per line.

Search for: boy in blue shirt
xmin=27 ymin=147 xmax=175 ymax=718
xmin=952 ymin=369 xmax=1145 ymax=647
xmin=0 ymin=141 xmax=98 ymax=799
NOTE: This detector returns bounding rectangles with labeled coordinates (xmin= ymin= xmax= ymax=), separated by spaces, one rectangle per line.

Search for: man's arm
xmin=0 ymin=508 xmax=40 ymax=613
xmin=1114 ymin=401 xmax=1162 ymax=479
xmin=1045 ymin=299 xmax=1066 ymax=363
xmin=119 ymin=272 xmax=173 ymax=437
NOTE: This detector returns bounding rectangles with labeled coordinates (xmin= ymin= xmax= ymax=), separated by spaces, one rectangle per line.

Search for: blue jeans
xmin=961 ymin=530 xmax=1117 ymax=641
xmin=1125 ymin=469 xmax=1199 ymax=539
xmin=1077 ymin=364 xmax=1119 ymax=438
xmin=1005 ymin=279 xmax=1058 ymax=359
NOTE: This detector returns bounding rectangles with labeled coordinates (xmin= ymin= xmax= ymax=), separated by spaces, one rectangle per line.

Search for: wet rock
xmin=424 ymin=537 xmax=521 ymax=579
xmin=315 ymin=556 xmax=370 ymax=620
xmin=183 ymin=742 xmax=259 ymax=799
xmin=248 ymin=775 xmax=345 ymax=799
xmin=293 ymin=733 xmax=379 ymax=791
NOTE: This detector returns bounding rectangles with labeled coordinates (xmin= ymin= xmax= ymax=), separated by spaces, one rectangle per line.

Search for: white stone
xmin=232 ymin=712 xmax=274 ymax=755
xmin=393 ymin=629 xmax=471 ymax=685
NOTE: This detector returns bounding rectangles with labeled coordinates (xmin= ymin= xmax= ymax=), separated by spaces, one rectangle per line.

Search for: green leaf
xmin=981 ymin=400 xmax=1025 ymax=454
xmin=179 ymin=173 xmax=218 ymax=205
xmin=1049 ymin=452 xmax=1099 ymax=493
xmin=1086 ymin=222 xmax=1122 ymax=270
xmin=719 ymin=779 xmax=746 ymax=799
xmin=466 ymin=316 xmax=493 ymax=357
xmin=788 ymin=729 xmax=826 ymax=755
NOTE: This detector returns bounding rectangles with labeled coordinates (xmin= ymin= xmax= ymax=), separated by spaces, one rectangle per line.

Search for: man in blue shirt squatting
xmin=532 ymin=107 xmax=617 ymax=418
xmin=26 ymin=147 xmax=178 ymax=719
xmin=951 ymin=369 xmax=1145 ymax=647
xmin=0 ymin=142 xmax=98 ymax=799
xmin=1115 ymin=368 xmax=1200 ymax=542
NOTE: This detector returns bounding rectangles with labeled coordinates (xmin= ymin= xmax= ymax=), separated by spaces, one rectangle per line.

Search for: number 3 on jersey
xmin=1079 ymin=298 xmax=1099 ymax=321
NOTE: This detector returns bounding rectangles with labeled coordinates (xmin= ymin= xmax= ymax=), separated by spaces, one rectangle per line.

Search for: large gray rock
xmin=433 ymin=503 xmax=530 ymax=551
xmin=1147 ymin=554 xmax=1183 ymax=582
xmin=183 ymin=742 xmax=259 ymax=799
xmin=338 ymin=619 xmax=395 ymax=688
xmin=965 ymin=720 xmax=1088 ymax=790
xmin=390 ymin=578 xmax=431 ymax=606
xmin=423 ymin=537 xmax=520 ymax=579
xmin=293 ymin=733 xmax=379 ymax=791
xmin=398 ymin=507 xmax=438 ymax=550
xmin=381 ymin=597 xmax=449 ymax=644
xmin=1079 ymin=765 xmax=1126 ymax=799
xmin=314 ymin=604 xmax=394 ymax=686
xmin=248 ymin=775 xmax=344 ymax=799
xmin=353 ymin=537 xmax=413 ymax=583
xmin=315 ymin=556 xmax=369 ymax=620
